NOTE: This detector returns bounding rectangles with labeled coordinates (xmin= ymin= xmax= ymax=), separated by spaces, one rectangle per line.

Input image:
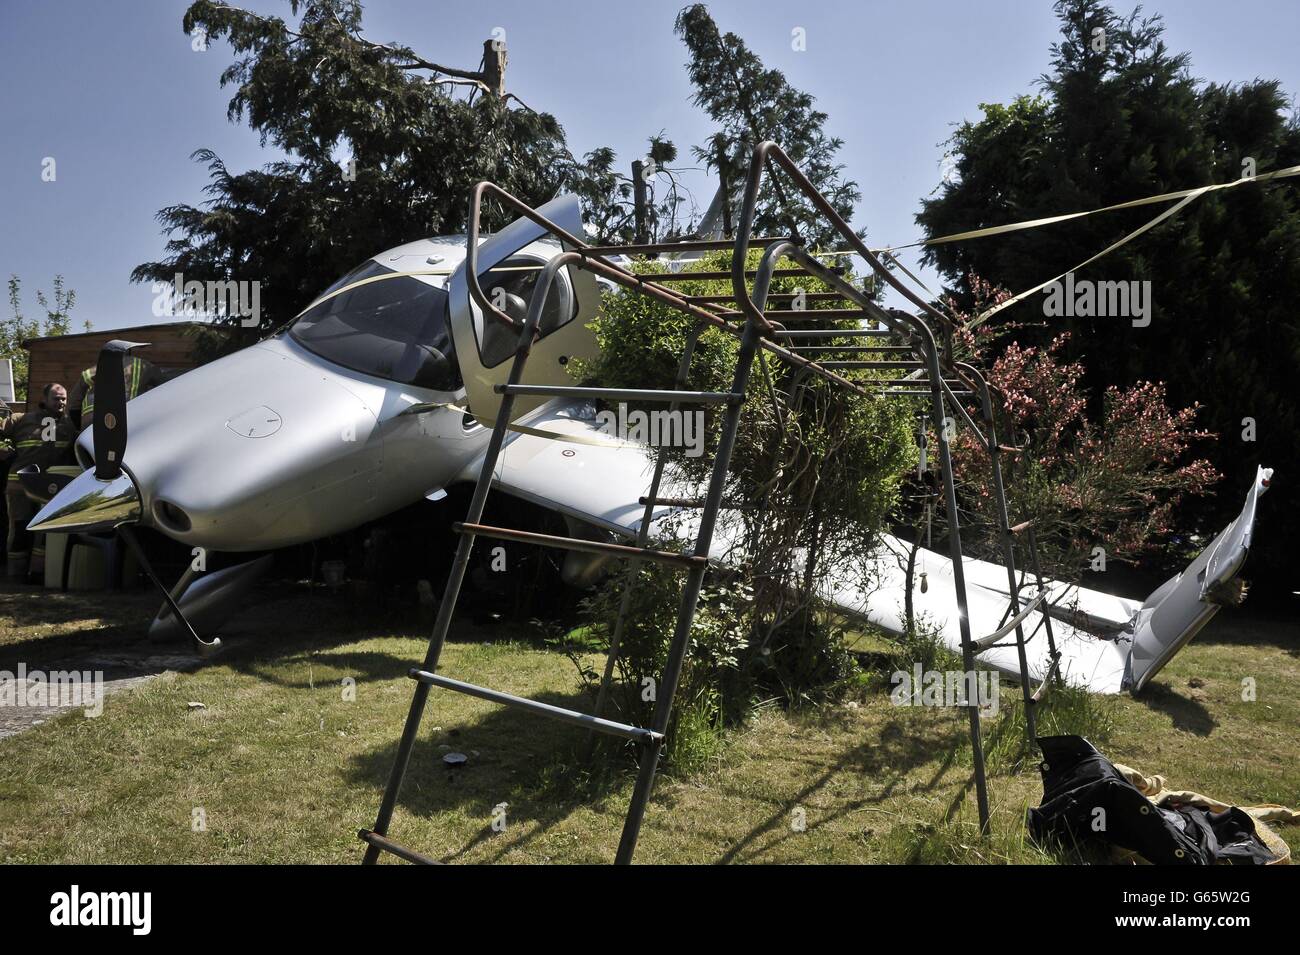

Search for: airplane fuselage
xmin=73 ymin=331 xmax=489 ymax=552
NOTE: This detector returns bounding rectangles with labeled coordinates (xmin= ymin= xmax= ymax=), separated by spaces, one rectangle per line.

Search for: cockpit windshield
xmin=290 ymin=262 xmax=460 ymax=391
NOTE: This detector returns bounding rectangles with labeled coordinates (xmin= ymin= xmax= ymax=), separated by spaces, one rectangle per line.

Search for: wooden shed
xmin=21 ymin=321 xmax=222 ymax=412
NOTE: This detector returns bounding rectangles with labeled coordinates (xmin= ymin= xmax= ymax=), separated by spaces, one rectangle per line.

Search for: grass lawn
xmin=1 ymin=582 xmax=1297 ymax=864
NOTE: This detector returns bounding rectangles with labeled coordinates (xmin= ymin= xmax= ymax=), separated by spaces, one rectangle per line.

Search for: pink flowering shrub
xmin=943 ymin=279 xmax=1219 ymax=576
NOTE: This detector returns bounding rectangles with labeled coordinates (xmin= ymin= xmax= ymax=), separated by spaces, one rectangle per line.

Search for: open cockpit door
xmin=447 ymin=194 xmax=600 ymax=422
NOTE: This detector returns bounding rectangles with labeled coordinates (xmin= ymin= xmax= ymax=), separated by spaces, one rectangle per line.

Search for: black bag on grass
xmin=1026 ymin=735 xmax=1273 ymax=865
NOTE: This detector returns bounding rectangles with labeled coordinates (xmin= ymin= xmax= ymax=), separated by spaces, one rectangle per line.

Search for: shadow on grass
xmin=0 ymin=583 xmax=159 ymax=663
xmin=229 ymin=647 xmax=421 ymax=687
xmin=0 ymin=626 xmax=149 ymax=672
xmin=711 ymin=710 xmax=969 ymax=864
xmin=1133 ymin=680 xmax=1216 ymax=735
xmin=0 ymin=581 xmax=157 ymax=625
xmin=0 ymin=582 xmax=543 ymax=723
xmin=0 ymin=587 xmax=165 ymax=675
xmin=345 ymin=685 xmax=637 ymax=863
xmin=342 ymin=689 xmax=967 ymax=866
xmin=216 ymin=593 xmax=553 ymax=689
xmin=0 ymin=583 xmax=400 ymax=675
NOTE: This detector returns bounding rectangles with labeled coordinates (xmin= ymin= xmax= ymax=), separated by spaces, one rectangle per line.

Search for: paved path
xmin=0 ymin=649 xmax=198 ymax=740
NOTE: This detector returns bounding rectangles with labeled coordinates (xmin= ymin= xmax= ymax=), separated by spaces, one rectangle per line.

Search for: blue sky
xmin=2 ymin=0 xmax=1297 ymax=330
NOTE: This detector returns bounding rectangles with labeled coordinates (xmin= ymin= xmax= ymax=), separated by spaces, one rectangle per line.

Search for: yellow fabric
xmin=1113 ymin=761 xmax=1298 ymax=864
xmin=881 ymin=163 xmax=1300 ymax=253
xmin=972 ymin=191 xmax=1204 ymax=328
xmin=866 ymin=163 xmax=1300 ymax=331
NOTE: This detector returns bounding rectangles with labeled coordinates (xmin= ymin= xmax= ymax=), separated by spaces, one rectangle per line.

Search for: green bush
xmin=573 ymin=558 xmax=751 ymax=772
xmin=746 ymin=615 xmax=864 ymax=709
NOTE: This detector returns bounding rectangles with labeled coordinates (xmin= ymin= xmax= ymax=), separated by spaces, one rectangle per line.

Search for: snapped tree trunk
xmin=481 ymin=39 xmax=507 ymax=98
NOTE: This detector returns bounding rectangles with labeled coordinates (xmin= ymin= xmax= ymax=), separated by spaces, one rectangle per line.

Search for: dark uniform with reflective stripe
xmin=68 ymin=356 xmax=165 ymax=431
xmin=3 ymin=409 xmax=76 ymax=580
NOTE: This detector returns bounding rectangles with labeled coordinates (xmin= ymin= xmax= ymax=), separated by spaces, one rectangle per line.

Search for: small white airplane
xmin=27 ymin=194 xmax=1271 ymax=692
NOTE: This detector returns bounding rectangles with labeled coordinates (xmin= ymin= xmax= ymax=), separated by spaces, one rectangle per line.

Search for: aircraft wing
xmin=824 ymin=533 xmax=1133 ymax=692
xmin=454 ymin=399 xmax=726 ymax=555
xmin=459 ymin=400 xmax=1271 ymax=694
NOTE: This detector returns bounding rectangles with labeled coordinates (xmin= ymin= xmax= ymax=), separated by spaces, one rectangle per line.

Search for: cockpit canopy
xmin=290 ymin=193 xmax=599 ymax=410
xmin=290 ymin=261 xmax=460 ymax=391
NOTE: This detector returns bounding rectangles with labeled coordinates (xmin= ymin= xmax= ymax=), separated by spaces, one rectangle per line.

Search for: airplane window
xmin=290 ymin=265 xmax=460 ymax=391
xmin=476 ymin=256 xmax=576 ymax=368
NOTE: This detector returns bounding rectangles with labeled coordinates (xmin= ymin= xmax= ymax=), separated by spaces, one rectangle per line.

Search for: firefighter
xmin=68 ymin=354 xmax=165 ymax=431
xmin=3 ymin=383 xmax=76 ymax=582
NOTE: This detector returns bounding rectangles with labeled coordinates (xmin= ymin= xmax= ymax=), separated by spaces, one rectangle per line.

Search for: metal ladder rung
xmin=682 ymin=292 xmax=847 ymax=304
xmin=357 ymin=829 xmax=443 ymax=865
xmin=762 ymin=310 xmax=873 ymax=321
xmin=579 ymin=236 xmax=792 ymax=256
xmin=493 ymin=384 xmax=741 ymax=405
xmin=409 ymin=669 xmax=664 ymax=744
xmin=705 ymin=311 xmax=873 ymax=321
xmin=788 ymin=345 xmax=913 ymax=354
xmin=819 ymin=360 xmax=926 ymax=369
xmin=649 ymin=268 xmax=838 ymax=282
xmin=858 ymin=379 xmax=944 ymax=386
xmin=638 ymin=496 xmax=779 ymax=513
xmin=452 ymin=522 xmax=708 ymax=569
xmin=862 ymin=379 xmax=973 ymax=388
xmin=774 ymin=328 xmax=894 ymax=338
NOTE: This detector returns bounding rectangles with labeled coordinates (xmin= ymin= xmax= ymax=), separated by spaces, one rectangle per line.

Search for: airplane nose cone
xmin=26 ymin=467 xmax=142 ymax=534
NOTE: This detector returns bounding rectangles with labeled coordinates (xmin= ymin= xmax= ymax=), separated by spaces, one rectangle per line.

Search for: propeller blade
xmin=93 ymin=340 xmax=150 ymax=480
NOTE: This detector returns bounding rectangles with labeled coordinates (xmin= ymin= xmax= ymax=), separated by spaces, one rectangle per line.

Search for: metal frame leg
xmin=961 ymin=364 xmax=1038 ymax=742
xmin=1026 ymin=527 xmax=1062 ymax=684
xmin=362 ymin=318 xmax=539 ymax=865
xmin=591 ymin=323 xmax=707 ymax=730
xmin=925 ymin=371 xmax=992 ymax=834
xmin=615 ymin=317 xmax=763 ymax=864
